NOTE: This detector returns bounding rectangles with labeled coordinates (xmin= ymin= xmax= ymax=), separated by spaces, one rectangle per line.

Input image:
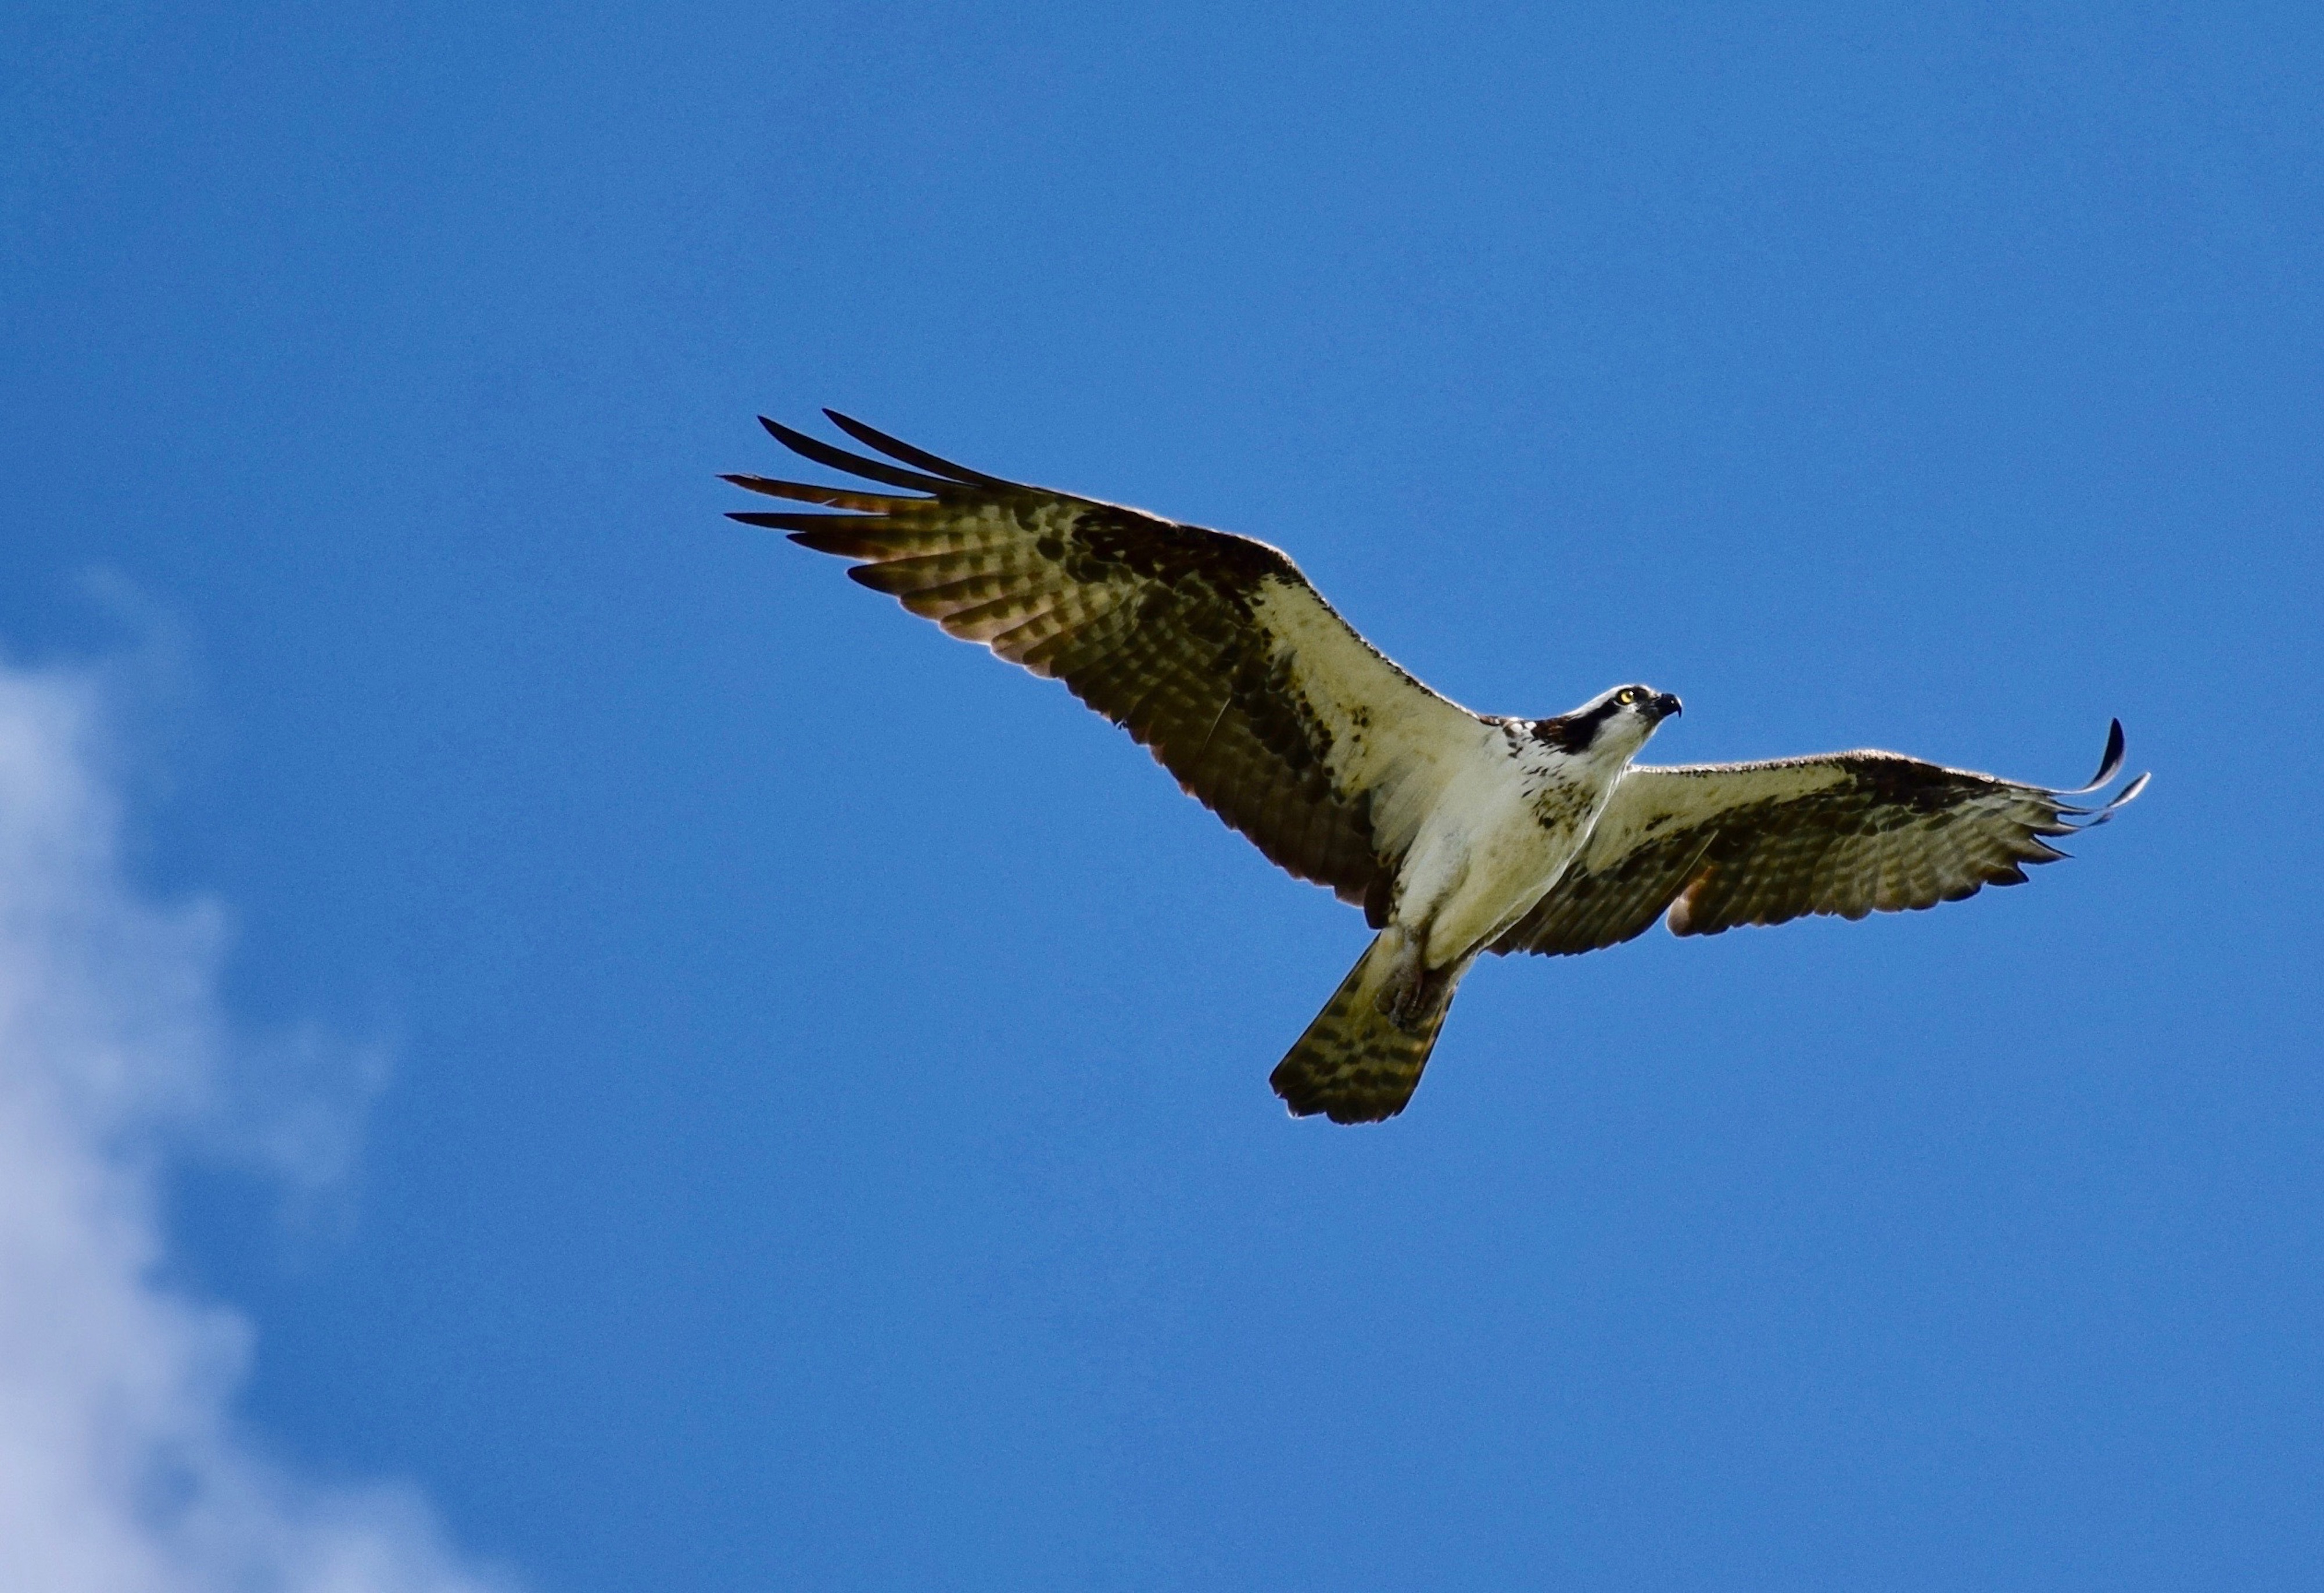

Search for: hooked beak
xmin=1649 ymin=693 xmax=1683 ymax=723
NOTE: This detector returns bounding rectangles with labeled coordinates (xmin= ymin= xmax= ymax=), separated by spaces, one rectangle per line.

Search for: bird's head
xmin=1530 ymin=684 xmax=1683 ymax=759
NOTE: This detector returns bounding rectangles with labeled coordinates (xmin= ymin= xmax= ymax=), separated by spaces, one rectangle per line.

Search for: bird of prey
xmin=729 ymin=413 xmax=2147 ymax=1125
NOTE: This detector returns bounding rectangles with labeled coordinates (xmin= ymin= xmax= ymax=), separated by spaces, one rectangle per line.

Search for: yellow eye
xmin=1618 ymin=688 xmax=1640 ymax=705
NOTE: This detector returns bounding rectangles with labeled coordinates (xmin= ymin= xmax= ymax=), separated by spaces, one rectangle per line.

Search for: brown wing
xmin=729 ymin=412 xmax=1489 ymax=912
xmin=1493 ymin=726 xmax=2147 ymax=957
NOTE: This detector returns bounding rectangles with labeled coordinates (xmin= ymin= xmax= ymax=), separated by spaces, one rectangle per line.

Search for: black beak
xmin=1651 ymin=693 xmax=1683 ymax=722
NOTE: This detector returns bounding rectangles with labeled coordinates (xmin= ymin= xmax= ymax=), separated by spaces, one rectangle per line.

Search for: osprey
xmin=730 ymin=413 xmax=2147 ymax=1125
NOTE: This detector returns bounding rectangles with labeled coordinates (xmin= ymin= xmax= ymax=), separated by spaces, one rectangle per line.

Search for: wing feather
xmin=1494 ymin=727 xmax=2146 ymax=956
xmin=735 ymin=414 xmax=1487 ymax=908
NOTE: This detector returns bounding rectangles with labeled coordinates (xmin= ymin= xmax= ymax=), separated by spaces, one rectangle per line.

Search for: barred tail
xmin=1269 ymin=931 xmax=1460 ymax=1124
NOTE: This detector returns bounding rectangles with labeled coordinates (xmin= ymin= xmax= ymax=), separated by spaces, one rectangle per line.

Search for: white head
xmin=1529 ymin=684 xmax=1683 ymax=763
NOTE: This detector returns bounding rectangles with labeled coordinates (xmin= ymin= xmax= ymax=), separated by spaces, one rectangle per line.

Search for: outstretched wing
xmin=1493 ymin=723 xmax=2148 ymax=957
xmin=730 ymin=412 xmax=1490 ymax=914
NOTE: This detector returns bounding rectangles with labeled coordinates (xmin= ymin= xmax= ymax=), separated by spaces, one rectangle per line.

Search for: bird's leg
xmin=1373 ymin=924 xmax=1449 ymax=1034
xmin=1369 ymin=925 xmax=1423 ymax=1029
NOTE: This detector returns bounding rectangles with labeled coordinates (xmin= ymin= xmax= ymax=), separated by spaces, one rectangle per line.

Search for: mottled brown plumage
xmin=727 ymin=412 xmax=1479 ymax=918
xmin=1494 ymin=739 xmax=2146 ymax=957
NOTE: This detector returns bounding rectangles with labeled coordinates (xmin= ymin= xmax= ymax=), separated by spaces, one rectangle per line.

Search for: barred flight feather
xmin=1493 ymin=733 xmax=2140 ymax=957
xmin=730 ymin=412 xmax=1487 ymax=913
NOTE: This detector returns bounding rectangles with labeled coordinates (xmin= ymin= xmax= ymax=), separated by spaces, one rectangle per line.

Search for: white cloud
xmin=0 ymin=654 xmax=514 ymax=1593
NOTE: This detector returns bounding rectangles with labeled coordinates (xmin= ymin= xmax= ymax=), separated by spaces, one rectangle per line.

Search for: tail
xmin=1269 ymin=931 xmax=1462 ymax=1125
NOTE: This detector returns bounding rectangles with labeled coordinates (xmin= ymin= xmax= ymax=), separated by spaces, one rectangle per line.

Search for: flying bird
xmin=728 ymin=414 xmax=2147 ymax=1124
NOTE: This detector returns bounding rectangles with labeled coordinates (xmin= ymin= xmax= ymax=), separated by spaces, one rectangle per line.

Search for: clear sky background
xmin=2 ymin=3 xmax=2319 ymax=1588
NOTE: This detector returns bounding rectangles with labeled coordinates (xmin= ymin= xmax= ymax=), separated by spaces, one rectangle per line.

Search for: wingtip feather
xmin=2081 ymin=770 xmax=2151 ymax=825
xmin=823 ymin=409 xmax=1010 ymax=487
xmin=2072 ymin=719 xmax=2128 ymax=792
xmin=752 ymin=414 xmax=953 ymax=494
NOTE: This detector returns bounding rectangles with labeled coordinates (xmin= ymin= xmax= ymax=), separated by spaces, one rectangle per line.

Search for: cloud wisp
xmin=0 ymin=654 xmax=512 ymax=1593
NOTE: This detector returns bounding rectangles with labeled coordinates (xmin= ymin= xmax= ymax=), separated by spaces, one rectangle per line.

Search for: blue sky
xmin=2 ymin=2 xmax=2319 ymax=1588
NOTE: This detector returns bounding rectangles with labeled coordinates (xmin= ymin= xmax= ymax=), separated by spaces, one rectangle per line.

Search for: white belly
xmin=1394 ymin=760 xmax=1605 ymax=967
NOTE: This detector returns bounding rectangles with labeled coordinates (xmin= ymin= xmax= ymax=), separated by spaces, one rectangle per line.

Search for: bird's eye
xmin=1618 ymin=688 xmax=1640 ymax=705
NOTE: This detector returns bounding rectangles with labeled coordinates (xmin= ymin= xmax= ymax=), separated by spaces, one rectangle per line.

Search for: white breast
xmin=1396 ymin=734 xmax=1620 ymax=966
